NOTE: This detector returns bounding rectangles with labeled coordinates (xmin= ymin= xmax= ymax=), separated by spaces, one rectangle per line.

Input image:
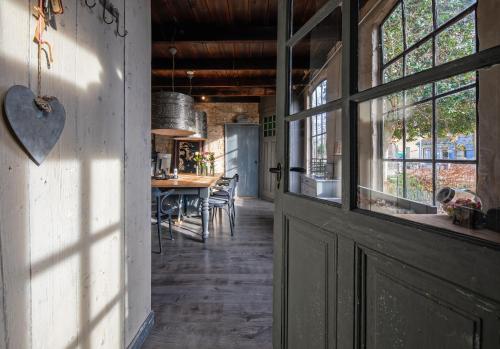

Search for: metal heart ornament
xmin=3 ymin=85 xmax=65 ymax=165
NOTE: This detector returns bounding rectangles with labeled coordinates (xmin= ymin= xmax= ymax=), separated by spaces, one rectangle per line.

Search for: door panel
xmin=262 ymin=138 xmax=277 ymax=200
xmin=274 ymin=1 xmax=500 ymax=349
xmin=285 ymin=217 xmax=336 ymax=349
xmin=225 ymin=124 xmax=260 ymax=197
xmin=363 ymin=249 xmax=500 ymax=349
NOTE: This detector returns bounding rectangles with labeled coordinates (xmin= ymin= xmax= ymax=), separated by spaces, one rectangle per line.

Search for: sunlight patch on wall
xmin=0 ymin=0 xmax=103 ymax=91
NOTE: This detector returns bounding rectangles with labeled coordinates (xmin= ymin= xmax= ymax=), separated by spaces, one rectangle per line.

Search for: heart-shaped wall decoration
xmin=3 ymin=85 xmax=65 ymax=165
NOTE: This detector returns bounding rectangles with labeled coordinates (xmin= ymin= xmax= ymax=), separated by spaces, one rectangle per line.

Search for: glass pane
xmin=405 ymin=84 xmax=433 ymax=105
xmin=383 ymin=58 xmax=403 ymax=83
xmin=436 ymin=88 xmax=476 ymax=160
xmin=436 ymin=0 xmax=476 ymax=27
xmin=381 ymin=3 xmax=404 ymax=64
xmin=383 ymin=110 xmax=404 ymax=160
xmin=436 ymin=13 xmax=476 ymax=65
xmin=436 ymin=72 xmax=476 ymax=95
xmin=405 ymin=162 xmax=434 ymax=204
xmin=404 ymin=0 xmax=434 ymax=47
xmin=405 ymin=39 xmax=433 ymax=76
xmin=355 ymin=67 xmax=500 ymax=240
xmin=288 ymin=109 xmax=342 ymax=203
xmin=292 ymin=0 xmax=330 ymax=33
xmin=405 ymin=101 xmax=433 ymax=160
xmin=290 ymin=10 xmax=342 ymax=115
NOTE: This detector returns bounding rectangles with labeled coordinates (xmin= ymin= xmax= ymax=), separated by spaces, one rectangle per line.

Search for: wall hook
xmin=102 ymin=0 xmax=114 ymax=24
xmin=116 ymin=19 xmax=128 ymax=37
xmin=85 ymin=0 xmax=96 ymax=9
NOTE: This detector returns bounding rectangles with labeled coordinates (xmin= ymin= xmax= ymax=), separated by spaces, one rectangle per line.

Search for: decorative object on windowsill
xmin=83 ymin=0 xmax=127 ymax=37
xmin=3 ymin=1 xmax=65 ymax=166
xmin=437 ymin=187 xmax=485 ymax=229
xmin=486 ymin=208 xmax=500 ymax=233
xmin=152 ymin=47 xmax=197 ymax=137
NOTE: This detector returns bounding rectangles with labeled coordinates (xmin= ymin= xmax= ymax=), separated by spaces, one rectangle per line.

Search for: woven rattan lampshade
xmin=151 ymin=91 xmax=197 ymax=136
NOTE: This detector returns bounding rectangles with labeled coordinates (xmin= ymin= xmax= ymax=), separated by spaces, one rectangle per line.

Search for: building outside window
xmin=310 ymin=80 xmax=328 ymax=177
xmin=379 ymin=0 xmax=478 ymax=206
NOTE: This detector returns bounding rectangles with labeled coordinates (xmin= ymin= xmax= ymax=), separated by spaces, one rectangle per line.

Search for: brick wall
xmin=194 ymin=103 xmax=260 ymax=173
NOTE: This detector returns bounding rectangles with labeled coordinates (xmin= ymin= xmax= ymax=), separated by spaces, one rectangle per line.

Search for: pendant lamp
xmin=152 ymin=47 xmax=196 ymax=136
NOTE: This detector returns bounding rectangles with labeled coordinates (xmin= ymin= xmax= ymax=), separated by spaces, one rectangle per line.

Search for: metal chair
xmin=152 ymin=188 xmax=177 ymax=254
xmin=209 ymin=175 xmax=238 ymax=236
xmin=213 ymin=174 xmax=239 ymax=220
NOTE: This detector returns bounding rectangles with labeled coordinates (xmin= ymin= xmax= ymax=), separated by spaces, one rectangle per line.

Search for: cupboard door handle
xmin=269 ymin=163 xmax=282 ymax=189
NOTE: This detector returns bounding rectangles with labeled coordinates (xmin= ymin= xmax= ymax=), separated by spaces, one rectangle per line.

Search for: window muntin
xmin=263 ymin=115 xmax=276 ymax=138
xmin=381 ymin=0 xmax=477 ymax=83
xmin=310 ymin=81 xmax=328 ymax=177
xmin=377 ymin=0 xmax=478 ymax=208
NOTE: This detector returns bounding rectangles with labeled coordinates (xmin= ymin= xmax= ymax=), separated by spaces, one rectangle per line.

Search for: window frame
xmin=378 ymin=0 xmax=479 ymax=207
xmin=309 ymin=80 xmax=328 ymax=177
xmin=279 ymin=0 xmax=500 ymax=244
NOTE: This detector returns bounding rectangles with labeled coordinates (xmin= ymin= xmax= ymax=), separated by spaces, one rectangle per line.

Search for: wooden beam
xmin=152 ymin=86 xmax=276 ymax=97
xmin=152 ymin=57 xmax=280 ymax=70
xmin=152 ymin=24 xmax=277 ymax=42
xmin=151 ymin=76 xmax=278 ymax=88
xmin=152 ymin=57 xmax=311 ymax=70
xmin=194 ymin=96 xmax=262 ymax=103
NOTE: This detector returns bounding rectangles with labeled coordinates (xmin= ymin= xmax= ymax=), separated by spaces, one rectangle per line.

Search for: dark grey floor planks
xmin=143 ymin=199 xmax=274 ymax=349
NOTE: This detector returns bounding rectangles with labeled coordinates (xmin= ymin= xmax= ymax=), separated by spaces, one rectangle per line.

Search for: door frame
xmin=273 ymin=0 xmax=500 ymax=348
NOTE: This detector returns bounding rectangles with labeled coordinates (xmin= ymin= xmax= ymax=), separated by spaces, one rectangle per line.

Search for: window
xmin=310 ymin=80 xmax=328 ymax=177
xmin=378 ymin=0 xmax=477 ymax=207
xmin=263 ymin=115 xmax=276 ymax=137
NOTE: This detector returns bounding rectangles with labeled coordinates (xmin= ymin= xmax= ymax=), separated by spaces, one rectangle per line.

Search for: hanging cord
xmin=169 ymin=47 xmax=177 ymax=92
xmin=33 ymin=1 xmax=54 ymax=112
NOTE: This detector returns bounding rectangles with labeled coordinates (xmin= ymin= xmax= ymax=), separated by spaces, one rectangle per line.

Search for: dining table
xmin=152 ymin=173 xmax=222 ymax=242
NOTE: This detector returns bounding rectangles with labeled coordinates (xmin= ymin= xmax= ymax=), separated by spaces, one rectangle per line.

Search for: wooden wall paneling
xmin=75 ymin=0 xmax=127 ymax=346
xmin=28 ymin=2 xmax=80 ymax=348
xmin=285 ymin=217 xmax=337 ymax=349
xmin=363 ymin=248 xmax=500 ymax=348
xmin=124 ymin=0 xmax=152 ymax=346
xmin=282 ymin=194 xmax=500 ymax=303
xmin=0 ymin=0 xmax=32 ymax=347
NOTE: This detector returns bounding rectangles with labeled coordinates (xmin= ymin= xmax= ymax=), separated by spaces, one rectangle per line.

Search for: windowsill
xmin=394 ymin=213 xmax=500 ymax=244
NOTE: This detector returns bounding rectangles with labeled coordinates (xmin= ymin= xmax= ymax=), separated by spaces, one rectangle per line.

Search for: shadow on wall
xmin=0 ymin=0 xmax=138 ymax=348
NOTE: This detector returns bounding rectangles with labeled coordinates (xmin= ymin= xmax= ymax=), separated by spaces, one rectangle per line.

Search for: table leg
xmin=201 ymin=197 xmax=209 ymax=241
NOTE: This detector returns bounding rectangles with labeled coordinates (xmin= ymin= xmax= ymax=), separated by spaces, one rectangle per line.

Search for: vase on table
xmin=196 ymin=164 xmax=201 ymax=176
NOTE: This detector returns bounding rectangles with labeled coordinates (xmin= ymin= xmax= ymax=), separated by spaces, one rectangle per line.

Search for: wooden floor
xmin=143 ymin=198 xmax=274 ymax=349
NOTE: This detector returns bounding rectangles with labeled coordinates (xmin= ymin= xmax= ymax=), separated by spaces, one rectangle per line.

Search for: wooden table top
xmin=152 ymin=174 xmax=222 ymax=189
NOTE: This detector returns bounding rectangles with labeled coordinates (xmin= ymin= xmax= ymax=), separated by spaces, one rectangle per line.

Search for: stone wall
xmin=194 ymin=103 xmax=260 ymax=173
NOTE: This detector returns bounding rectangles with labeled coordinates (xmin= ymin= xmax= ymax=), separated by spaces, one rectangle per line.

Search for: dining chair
xmin=152 ymin=188 xmax=177 ymax=254
xmin=209 ymin=175 xmax=238 ymax=236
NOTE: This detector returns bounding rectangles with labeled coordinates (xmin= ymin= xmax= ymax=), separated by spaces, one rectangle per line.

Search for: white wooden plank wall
xmin=0 ymin=1 xmax=151 ymax=348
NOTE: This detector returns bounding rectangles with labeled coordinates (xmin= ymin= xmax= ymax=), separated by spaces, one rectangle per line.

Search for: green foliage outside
xmin=381 ymin=0 xmax=477 ymax=144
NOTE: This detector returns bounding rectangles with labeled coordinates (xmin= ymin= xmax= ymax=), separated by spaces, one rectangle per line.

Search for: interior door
xmin=273 ymin=1 xmax=500 ymax=349
xmin=225 ymin=124 xmax=260 ymax=197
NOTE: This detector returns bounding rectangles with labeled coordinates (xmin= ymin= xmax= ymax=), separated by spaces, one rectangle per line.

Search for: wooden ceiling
xmin=151 ymin=0 xmax=346 ymax=102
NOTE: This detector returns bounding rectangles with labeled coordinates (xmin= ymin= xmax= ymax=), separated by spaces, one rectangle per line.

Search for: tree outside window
xmin=380 ymin=0 xmax=477 ymax=206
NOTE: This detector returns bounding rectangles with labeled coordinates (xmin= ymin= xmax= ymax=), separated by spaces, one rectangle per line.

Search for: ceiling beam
xmin=194 ymin=96 xmax=262 ymax=103
xmin=152 ymin=86 xmax=276 ymax=97
xmin=151 ymin=77 xmax=278 ymax=88
xmin=151 ymin=57 xmax=312 ymax=70
xmin=152 ymin=24 xmax=276 ymax=42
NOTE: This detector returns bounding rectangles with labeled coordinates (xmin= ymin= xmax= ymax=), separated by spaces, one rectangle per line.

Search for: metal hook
xmin=85 ymin=0 xmax=96 ymax=9
xmin=116 ymin=18 xmax=128 ymax=37
xmin=102 ymin=0 xmax=114 ymax=24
